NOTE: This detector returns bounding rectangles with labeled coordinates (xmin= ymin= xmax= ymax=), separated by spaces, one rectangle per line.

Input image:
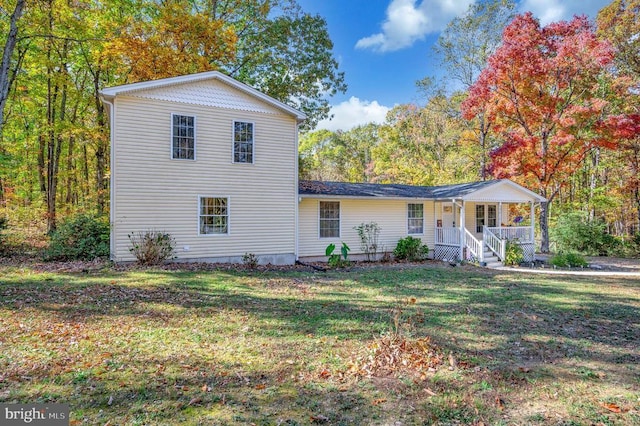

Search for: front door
xmin=442 ymin=202 xmax=455 ymax=228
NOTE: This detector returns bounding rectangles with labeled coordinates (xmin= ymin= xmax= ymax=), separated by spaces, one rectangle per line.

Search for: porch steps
xmin=482 ymin=249 xmax=503 ymax=269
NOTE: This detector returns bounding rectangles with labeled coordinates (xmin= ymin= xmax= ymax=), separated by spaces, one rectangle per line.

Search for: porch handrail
xmin=483 ymin=226 xmax=505 ymax=261
xmin=464 ymin=228 xmax=483 ymax=262
xmin=487 ymin=226 xmax=532 ymax=242
xmin=435 ymin=227 xmax=460 ymax=245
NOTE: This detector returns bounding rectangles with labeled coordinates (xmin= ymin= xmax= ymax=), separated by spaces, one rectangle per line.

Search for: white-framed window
xmin=476 ymin=204 xmax=497 ymax=232
xmin=172 ymin=114 xmax=195 ymax=160
xmin=408 ymin=203 xmax=424 ymax=234
xmin=476 ymin=205 xmax=485 ymax=233
xmin=233 ymin=121 xmax=254 ymax=163
xmin=319 ymin=201 xmax=340 ymax=238
xmin=199 ymin=197 xmax=228 ymax=235
xmin=488 ymin=205 xmax=497 ymax=228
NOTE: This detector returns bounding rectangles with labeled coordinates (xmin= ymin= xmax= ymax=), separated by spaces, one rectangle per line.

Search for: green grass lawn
xmin=0 ymin=262 xmax=638 ymax=425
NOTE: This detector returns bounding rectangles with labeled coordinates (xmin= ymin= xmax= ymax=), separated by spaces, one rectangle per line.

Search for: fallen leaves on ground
xmin=348 ymin=334 xmax=443 ymax=378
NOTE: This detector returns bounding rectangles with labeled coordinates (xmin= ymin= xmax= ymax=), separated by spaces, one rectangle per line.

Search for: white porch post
xmin=459 ymin=200 xmax=465 ymax=261
xmin=498 ymin=202 xmax=503 ymax=235
xmin=530 ymin=201 xmax=535 ymax=242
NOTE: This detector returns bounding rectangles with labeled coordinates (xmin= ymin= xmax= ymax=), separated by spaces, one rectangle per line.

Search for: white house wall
xmin=298 ymin=198 xmax=435 ymax=259
xmin=111 ymin=95 xmax=298 ymax=263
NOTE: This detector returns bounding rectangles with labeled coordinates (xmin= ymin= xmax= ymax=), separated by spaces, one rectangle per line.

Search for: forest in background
xmin=0 ymin=0 xmax=639 ymax=256
xmin=300 ymin=0 xmax=640 ymax=254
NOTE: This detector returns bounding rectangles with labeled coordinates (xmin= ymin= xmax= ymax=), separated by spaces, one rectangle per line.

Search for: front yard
xmin=0 ymin=262 xmax=638 ymax=425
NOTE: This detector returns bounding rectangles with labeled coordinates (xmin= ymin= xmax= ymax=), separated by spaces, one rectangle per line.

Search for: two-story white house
xmin=101 ymin=71 xmax=545 ymax=266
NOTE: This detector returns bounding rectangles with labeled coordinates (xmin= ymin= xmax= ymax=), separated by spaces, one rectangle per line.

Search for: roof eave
xmin=99 ymin=71 xmax=307 ymax=122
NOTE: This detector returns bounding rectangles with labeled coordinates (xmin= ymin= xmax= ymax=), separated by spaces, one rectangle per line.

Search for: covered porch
xmin=432 ymin=181 xmax=546 ymax=265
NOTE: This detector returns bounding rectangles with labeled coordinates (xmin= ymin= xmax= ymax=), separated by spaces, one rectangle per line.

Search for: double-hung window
xmin=476 ymin=205 xmax=485 ymax=233
xmin=488 ymin=205 xmax=497 ymax=228
xmin=172 ymin=114 xmax=195 ymax=160
xmin=199 ymin=197 xmax=228 ymax=235
xmin=233 ymin=121 xmax=254 ymax=163
xmin=408 ymin=203 xmax=424 ymax=234
xmin=319 ymin=201 xmax=340 ymax=238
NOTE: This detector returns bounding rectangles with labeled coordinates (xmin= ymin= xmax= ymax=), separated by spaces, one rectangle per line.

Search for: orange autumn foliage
xmin=104 ymin=0 xmax=237 ymax=83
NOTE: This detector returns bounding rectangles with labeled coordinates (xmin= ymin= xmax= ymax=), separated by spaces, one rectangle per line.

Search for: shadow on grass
xmin=1 ymin=265 xmax=639 ymax=424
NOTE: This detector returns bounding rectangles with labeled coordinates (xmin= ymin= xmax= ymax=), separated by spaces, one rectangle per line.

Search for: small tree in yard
xmin=354 ymin=222 xmax=381 ymax=261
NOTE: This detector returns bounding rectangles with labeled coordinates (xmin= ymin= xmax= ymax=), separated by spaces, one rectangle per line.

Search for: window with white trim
xmin=488 ymin=205 xmax=497 ymax=228
xmin=233 ymin=121 xmax=254 ymax=163
xmin=172 ymin=114 xmax=195 ymax=160
xmin=199 ymin=197 xmax=228 ymax=235
xmin=476 ymin=205 xmax=485 ymax=233
xmin=408 ymin=203 xmax=424 ymax=234
xmin=319 ymin=201 xmax=340 ymax=238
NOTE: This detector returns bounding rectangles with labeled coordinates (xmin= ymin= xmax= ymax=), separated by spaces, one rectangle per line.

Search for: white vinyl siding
xmin=299 ymin=198 xmax=434 ymax=258
xmin=233 ymin=121 xmax=254 ymax=163
xmin=171 ymin=114 xmax=195 ymax=160
xmin=407 ymin=203 xmax=424 ymax=234
xmin=319 ymin=201 xmax=340 ymax=238
xmin=110 ymin=80 xmax=297 ymax=262
xmin=199 ymin=197 xmax=228 ymax=235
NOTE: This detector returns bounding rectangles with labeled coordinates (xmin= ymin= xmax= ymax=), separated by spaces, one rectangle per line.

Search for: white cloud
xmin=519 ymin=0 xmax=610 ymax=25
xmin=356 ymin=0 xmax=474 ymax=52
xmin=315 ymin=97 xmax=391 ymax=132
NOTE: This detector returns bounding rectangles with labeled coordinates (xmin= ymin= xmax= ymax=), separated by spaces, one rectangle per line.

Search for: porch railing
xmin=435 ymin=227 xmax=459 ymax=246
xmin=483 ymin=226 xmax=505 ymax=261
xmin=487 ymin=226 xmax=533 ymax=242
xmin=464 ymin=228 xmax=483 ymax=262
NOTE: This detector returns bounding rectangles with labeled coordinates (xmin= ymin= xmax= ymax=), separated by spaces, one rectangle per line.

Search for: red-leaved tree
xmin=461 ymin=12 xmax=637 ymax=252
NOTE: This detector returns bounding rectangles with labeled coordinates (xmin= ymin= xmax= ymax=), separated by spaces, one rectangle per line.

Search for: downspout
xmin=100 ymin=95 xmax=116 ymax=261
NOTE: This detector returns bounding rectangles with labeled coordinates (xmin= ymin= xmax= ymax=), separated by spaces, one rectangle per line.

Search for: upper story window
xmin=319 ymin=201 xmax=340 ymax=238
xmin=172 ymin=114 xmax=195 ymax=160
xmin=408 ymin=203 xmax=424 ymax=234
xmin=233 ymin=121 xmax=254 ymax=163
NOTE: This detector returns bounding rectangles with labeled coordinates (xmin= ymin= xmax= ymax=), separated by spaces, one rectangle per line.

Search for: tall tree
xmin=433 ymin=0 xmax=515 ymax=180
xmin=462 ymin=13 xmax=635 ymax=252
xmin=0 ymin=0 xmax=25 ymax=141
xmin=106 ymin=0 xmax=346 ymax=130
xmin=597 ymin=0 xmax=640 ymax=229
xmin=597 ymin=0 xmax=640 ymax=80
xmin=374 ymin=95 xmax=476 ymax=186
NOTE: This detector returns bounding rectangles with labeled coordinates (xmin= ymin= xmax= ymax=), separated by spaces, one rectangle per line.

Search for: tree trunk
xmin=93 ymin=70 xmax=108 ymax=215
xmin=588 ymin=148 xmax=600 ymax=222
xmin=0 ymin=0 xmax=26 ymax=140
xmin=539 ymin=200 xmax=550 ymax=253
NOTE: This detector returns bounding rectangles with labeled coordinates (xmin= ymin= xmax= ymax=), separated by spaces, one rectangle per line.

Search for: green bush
xmin=393 ymin=236 xmax=429 ymax=261
xmin=128 ymin=230 xmax=175 ymax=265
xmin=504 ymin=240 xmax=524 ymax=266
xmin=242 ymin=252 xmax=259 ymax=269
xmin=552 ymin=212 xmax=619 ymax=256
xmin=549 ymin=252 xmax=588 ymax=268
xmin=46 ymin=214 xmax=110 ymax=261
xmin=326 ymin=242 xmax=350 ymax=268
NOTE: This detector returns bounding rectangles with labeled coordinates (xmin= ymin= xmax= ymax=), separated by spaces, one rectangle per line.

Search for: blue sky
xmin=296 ymin=0 xmax=612 ymax=131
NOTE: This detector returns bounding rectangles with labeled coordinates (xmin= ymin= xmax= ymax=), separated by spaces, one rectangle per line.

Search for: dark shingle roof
xmin=299 ymin=180 xmax=500 ymax=200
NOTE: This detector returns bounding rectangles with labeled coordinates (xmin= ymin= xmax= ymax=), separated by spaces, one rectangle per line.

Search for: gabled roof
xmin=299 ymin=179 xmax=546 ymax=202
xmin=99 ymin=71 xmax=306 ymax=122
